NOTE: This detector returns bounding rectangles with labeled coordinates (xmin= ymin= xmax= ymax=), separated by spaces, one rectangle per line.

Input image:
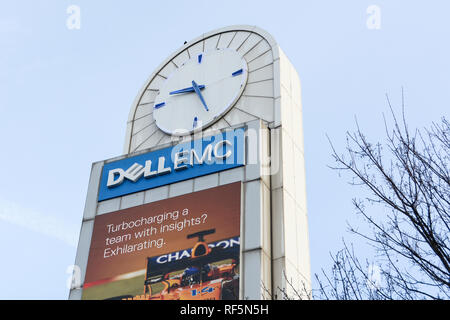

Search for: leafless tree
xmin=261 ymin=272 xmax=312 ymax=300
xmin=315 ymin=93 xmax=449 ymax=300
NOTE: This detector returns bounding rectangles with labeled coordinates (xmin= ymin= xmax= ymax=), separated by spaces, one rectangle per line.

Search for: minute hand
xmin=192 ymin=80 xmax=209 ymax=112
xmin=169 ymin=85 xmax=205 ymax=95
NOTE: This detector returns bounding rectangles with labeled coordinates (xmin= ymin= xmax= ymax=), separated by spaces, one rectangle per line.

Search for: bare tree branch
xmin=314 ymin=95 xmax=450 ymax=300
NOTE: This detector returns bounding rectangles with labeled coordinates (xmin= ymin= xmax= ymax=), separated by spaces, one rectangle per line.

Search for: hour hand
xmin=192 ymin=80 xmax=209 ymax=111
xmin=169 ymin=85 xmax=205 ymax=95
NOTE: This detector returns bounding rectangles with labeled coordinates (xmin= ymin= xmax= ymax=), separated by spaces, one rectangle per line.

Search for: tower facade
xmin=70 ymin=25 xmax=310 ymax=300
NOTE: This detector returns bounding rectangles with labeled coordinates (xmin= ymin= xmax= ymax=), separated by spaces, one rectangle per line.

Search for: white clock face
xmin=153 ymin=49 xmax=248 ymax=135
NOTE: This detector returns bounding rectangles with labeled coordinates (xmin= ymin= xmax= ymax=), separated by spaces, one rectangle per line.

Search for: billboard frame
xmin=70 ymin=120 xmax=272 ymax=300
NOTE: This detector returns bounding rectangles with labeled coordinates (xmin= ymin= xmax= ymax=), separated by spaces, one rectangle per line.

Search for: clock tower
xmin=71 ymin=25 xmax=310 ymax=300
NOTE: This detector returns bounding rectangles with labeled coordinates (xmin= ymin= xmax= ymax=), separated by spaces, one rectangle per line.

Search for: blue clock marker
xmin=154 ymin=102 xmax=166 ymax=109
xmin=193 ymin=116 xmax=198 ymax=128
xmin=198 ymin=54 xmax=203 ymax=64
xmin=232 ymin=69 xmax=243 ymax=77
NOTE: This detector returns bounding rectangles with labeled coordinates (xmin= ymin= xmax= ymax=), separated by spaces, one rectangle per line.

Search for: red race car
xmin=124 ymin=229 xmax=240 ymax=300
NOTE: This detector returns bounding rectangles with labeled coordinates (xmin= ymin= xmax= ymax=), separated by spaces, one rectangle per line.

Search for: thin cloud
xmin=0 ymin=198 xmax=79 ymax=247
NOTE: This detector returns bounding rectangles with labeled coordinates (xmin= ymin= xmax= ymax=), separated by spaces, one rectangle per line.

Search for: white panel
xmin=248 ymin=50 xmax=273 ymax=72
xmin=73 ymin=220 xmax=94 ymax=287
xmin=228 ymin=31 xmax=251 ymax=50
xmin=271 ymin=187 xmax=285 ymax=260
xmin=132 ymin=115 xmax=154 ymax=135
xmin=172 ymin=50 xmax=189 ymax=67
xmin=130 ymin=125 xmax=158 ymax=151
xmin=193 ymin=173 xmax=219 ymax=192
xmin=292 ymin=102 xmax=304 ymax=153
xmin=244 ymin=80 xmax=274 ymax=98
xmin=68 ymin=288 xmax=82 ymax=300
xmin=169 ymin=179 xmax=194 ymax=197
xmin=158 ymin=61 xmax=178 ymax=79
xmin=139 ymin=89 xmax=158 ymax=105
xmin=219 ymin=167 xmax=244 ymax=185
xmin=83 ymin=162 xmax=103 ymax=221
xmin=270 ymin=128 xmax=283 ymax=189
xmin=297 ymin=209 xmax=311 ymax=289
xmin=261 ymin=251 xmax=272 ymax=299
xmin=281 ymin=133 xmax=295 ymax=195
xmin=262 ymin=183 xmax=271 ymax=256
xmin=245 ymin=120 xmax=261 ymax=182
xmin=236 ymin=96 xmax=274 ymax=122
xmin=140 ymin=90 xmax=158 ymax=107
xmin=274 ymin=97 xmax=281 ymax=127
xmin=97 ymin=197 xmax=121 ymax=216
xmin=188 ymin=41 xmax=204 ymax=57
xmin=272 ymin=257 xmax=286 ymax=300
xmin=285 ymin=258 xmax=303 ymax=299
xmin=283 ymin=193 xmax=298 ymax=271
xmin=124 ymin=121 xmax=133 ymax=154
xmin=243 ymin=250 xmax=262 ymax=299
xmin=280 ymin=85 xmax=293 ymax=136
xmin=291 ymin=71 xmax=302 ymax=109
xmin=243 ymin=180 xmax=261 ymax=251
xmin=148 ymin=75 xmax=166 ymax=90
xmin=224 ymin=108 xmax=258 ymax=127
xmin=273 ymin=58 xmax=281 ymax=100
xmin=207 ymin=118 xmax=230 ymax=133
xmin=120 ymin=192 xmax=144 ymax=210
xmin=279 ymin=49 xmax=292 ymax=93
xmin=133 ymin=130 xmax=165 ymax=152
xmin=248 ymin=63 xmax=273 ymax=83
xmin=158 ymin=135 xmax=173 ymax=146
xmin=144 ymin=185 xmax=169 ymax=204
xmin=134 ymin=103 xmax=153 ymax=120
xmin=259 ymin=124 xmax=271 ymax=187
xmin=237 ymin=33 xmax=263 ymax=57
xmin=217 ymin=31 xmax=236 ymax=49
xmin=244 ymin=40 xmax=271 ymax=63
xmin=293 ymin=145 xmax=307 ymax=212
xmin=203 ymin=34 xmax=220 ymax=51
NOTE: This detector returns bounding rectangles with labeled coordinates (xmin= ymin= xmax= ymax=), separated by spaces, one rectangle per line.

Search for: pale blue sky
xmin=0 ymin=1 xmax=448 ymax=299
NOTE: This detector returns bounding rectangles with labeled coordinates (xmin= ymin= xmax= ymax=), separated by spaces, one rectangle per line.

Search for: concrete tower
xmin=71 ymin=25 xmax=309 ymax=300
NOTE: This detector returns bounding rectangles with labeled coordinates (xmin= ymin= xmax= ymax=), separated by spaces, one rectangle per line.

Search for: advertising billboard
xmin=98 ymin=128 xmax=245 ymax=201
xmin=82 ymin=182 xmax=241 ymax=300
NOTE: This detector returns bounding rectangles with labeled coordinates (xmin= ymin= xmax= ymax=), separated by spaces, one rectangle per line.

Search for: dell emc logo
xmin=107 ymin=140 xmax=233 ymax=188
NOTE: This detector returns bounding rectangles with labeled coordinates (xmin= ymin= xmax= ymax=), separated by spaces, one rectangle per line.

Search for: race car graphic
xmin=122 ymin=229 xmax=240 ymax=300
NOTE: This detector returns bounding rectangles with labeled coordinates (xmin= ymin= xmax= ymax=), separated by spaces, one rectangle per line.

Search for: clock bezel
xmin=152 ymin=48 xmax=249 ymax=136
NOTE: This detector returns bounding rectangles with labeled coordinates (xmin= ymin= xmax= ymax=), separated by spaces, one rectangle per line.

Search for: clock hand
xmin=192 ymin=80 xmax=209 ymax=111
xmin=169 ymin=85 xmax=205 ymax=95
xmin=170 ymin=67 xmax=242 ymax=96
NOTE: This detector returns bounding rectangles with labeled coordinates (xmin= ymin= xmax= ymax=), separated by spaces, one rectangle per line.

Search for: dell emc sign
xmin=98 ymin=128 xmax=245 ymax=201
